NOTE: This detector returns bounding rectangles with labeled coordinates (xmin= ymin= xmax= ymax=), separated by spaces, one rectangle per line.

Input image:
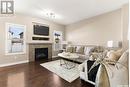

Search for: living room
xmin=0 ymin=0 xmax=129 ymax=87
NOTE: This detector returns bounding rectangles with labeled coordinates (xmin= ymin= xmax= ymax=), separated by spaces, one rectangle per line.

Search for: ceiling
xmin=14 ymin=0 xmax=129 ymax=25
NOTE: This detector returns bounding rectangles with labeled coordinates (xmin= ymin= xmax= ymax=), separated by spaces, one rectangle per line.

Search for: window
xmin=53 ymin=30 xmax=63 ymax=51
xmin=5 ymin=23 xmax=26 ymax=55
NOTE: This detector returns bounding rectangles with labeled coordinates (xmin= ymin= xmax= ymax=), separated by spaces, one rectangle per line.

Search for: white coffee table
xmin=58 ymin=52 xmax=79 ymax=69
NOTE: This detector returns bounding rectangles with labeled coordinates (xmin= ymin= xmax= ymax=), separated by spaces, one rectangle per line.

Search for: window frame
xmin=5 ymin=23 xmax=26 ymax=55
xmin=53 ymin=30 xmax=63 ymax=51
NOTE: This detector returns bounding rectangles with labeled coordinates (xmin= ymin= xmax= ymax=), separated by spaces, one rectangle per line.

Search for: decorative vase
xmin=55 ymin=38 xmax=59 ymax=43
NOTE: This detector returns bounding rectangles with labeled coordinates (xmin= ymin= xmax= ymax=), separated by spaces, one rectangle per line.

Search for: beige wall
xmin=121 ymin=4 xmax=129 ymax=51
xmin=0 ymin=14 xmax=65 ymax=65
xmin=65 ymin=9 xmax=122 ymax=46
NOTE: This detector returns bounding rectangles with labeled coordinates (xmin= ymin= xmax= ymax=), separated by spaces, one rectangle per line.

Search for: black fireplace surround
xmin=35 ymin=48 xmax=48 ymax=60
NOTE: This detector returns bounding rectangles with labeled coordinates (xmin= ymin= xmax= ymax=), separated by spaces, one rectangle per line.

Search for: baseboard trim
xmin=0 ymin=60 xmax=29 ymax=67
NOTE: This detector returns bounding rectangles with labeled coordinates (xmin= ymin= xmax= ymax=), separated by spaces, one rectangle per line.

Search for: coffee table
xmin=58 ymin=52 xmax=79 ymax=69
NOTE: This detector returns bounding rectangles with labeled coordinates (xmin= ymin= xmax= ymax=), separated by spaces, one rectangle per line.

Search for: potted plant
xmin=54 ymin=33 xmax=60 ymax=43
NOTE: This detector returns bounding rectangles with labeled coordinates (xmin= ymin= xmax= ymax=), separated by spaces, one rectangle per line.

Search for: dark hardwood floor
xmin=0 ymin=59 xmax=94 ymax=87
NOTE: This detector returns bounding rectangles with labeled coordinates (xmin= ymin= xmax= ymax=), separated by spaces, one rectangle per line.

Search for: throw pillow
xmin=106 ymin=50 xmax=114 ymax=58
xmin=114 ymin=49 xmax=123 ymax=59
xmin=84 ymin=47 xmax=94 ymax=56
xmin=76 ymin=46 xmax=84 ymax=54
xmin=93 ymin=46 xmax=104 ymax=53
xmin=72 ymin=47 xmax=77 ymax=53
xmin=107 ymin=49 xmax=123 ymax=61
xmin=103 ymin=49 xmax=109 ymax=58
xmin=66 ymin=46 xmax=73 ymax=53
xmin=116 ymin=49 xmax=129 ymax=68
xmin=90 ymin=52 xmax=99 ymax=60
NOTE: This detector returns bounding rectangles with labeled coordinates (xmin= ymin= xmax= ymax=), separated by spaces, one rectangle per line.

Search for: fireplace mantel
xmin=28 ymin=42 xmax=52 ymax=62
xmin=27 ymin=41 xmax=53 ymax=44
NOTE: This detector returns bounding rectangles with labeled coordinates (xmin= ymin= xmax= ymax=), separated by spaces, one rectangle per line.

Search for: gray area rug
xmin=40 ymin=60 xmax=79 ymax=83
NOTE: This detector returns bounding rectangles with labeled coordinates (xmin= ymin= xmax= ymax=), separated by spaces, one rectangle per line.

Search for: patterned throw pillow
xmin=107 ymin=49 xmax=123 ymax=61
xmin=106 ymin=50 xmax=115 ymax=58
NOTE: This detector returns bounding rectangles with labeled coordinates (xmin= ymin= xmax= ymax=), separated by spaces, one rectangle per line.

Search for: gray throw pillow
xmin=66 ymin=47 xmax=73 ymax=53
xmin=76 ymin=46 xmax=84 ymax=54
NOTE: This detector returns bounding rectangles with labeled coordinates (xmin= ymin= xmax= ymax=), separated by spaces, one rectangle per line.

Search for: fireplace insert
xmin=35 ymin=48 xmax=48 ymax=60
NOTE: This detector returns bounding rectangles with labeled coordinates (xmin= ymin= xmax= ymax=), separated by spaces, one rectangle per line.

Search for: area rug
xmin=40 ymin=60 xmax=79 ymax=83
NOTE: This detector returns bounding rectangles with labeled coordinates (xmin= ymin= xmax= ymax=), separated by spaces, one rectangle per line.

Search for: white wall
xmin=65 ymin=9 xmax=122 ymax=46
xmin=0 ymin=14 xmax=65 ymax=65
xmin=65 ymin=9 xmax=122 ymax=45
xmin=121 ymin=4 xmax=129 ymax=51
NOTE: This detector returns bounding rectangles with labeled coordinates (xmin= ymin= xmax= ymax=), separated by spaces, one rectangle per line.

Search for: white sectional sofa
xmin=65 ymin=45 xmax=104 ymax=63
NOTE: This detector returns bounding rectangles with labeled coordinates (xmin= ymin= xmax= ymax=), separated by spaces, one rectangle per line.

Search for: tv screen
xmin=34 ymin=25 xmax=49 ymax=36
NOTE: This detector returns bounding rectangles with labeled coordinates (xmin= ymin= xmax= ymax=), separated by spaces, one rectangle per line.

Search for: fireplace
xmin=28 ymin=43 xmax=52 ymax=62
xmin=35 ymin=48 xmax=48 ymax=60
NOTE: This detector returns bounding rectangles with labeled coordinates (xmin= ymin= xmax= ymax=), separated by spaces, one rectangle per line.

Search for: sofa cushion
xmin=76 ymin=46 xmax=84 ymax=54
xmin=75 ymin=58 xmax=86 ymax=63
xmin=77 ymin=54 xmax=89 ymax=59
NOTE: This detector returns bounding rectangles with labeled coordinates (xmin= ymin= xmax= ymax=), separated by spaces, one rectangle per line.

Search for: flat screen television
xmin=33 ymin=25 xmax=49 ymax=36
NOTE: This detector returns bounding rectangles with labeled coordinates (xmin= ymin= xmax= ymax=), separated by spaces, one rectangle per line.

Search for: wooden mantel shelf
xmin=27 ymin=41 xmax=53 ymax=45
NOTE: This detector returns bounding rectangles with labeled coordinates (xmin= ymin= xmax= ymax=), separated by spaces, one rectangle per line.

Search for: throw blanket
xmin=87 ymin=60 xmax=100 ymax=82
xmin=87 ymin=60 xmax=110 ymax=87
xmin=95 ymin=64 xmax=110 ymax=87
